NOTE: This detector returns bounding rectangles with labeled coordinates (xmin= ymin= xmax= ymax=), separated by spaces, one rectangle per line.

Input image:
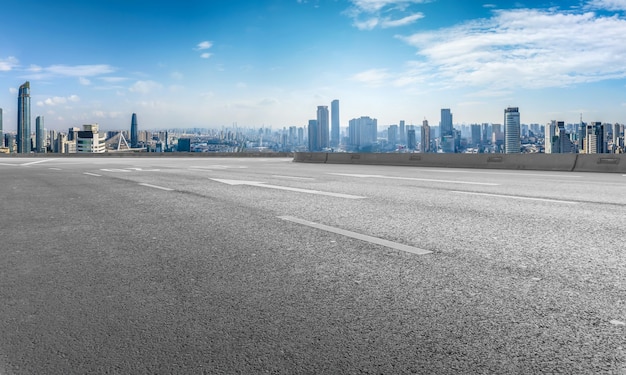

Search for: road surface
xmin=0 ymin=157 xmax=624 ymax=374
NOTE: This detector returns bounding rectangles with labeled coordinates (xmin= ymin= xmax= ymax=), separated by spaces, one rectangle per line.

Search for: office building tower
xmin=504 ymin=107 xmax=520 ymax=154
xmin=178 ymin=138 xmax=191 ymax=152
xmin=0 ymin=108 xmax=3 ymax=147
xmin=421 ymin=120 xmax=431 ymax=152
xmin=308 ymin=119 xmax=319 ymax=151
xmin=76 ymin=124 xmax=106 ymax=153
xmin=440 ymin=109 xmax=453 ymax=137
xmin=399 ymin=120 xmax=406 ymax=144
xmin=17 ymin=81 xmax=31 ymax=154
xmin=35 ymin=116 xmax=45 ymax=153
xmin=407 ymin=129 xmax=416 ymax=150
xmin=471 ymin=124 xmax=482 ymax=147
xmin=545 ymin=121 xmax=556 ymax=153
xmin=316 ymin=106 xmax=329 ymax=150
xmin=131 ymin=113 xmax=138 ymax=148
xmin=331 ymin=100 xmax=340 ymax=148
xmin=613 ymin=123 xmax=621 ymax=152
xmin=348 ymin=116 xmax=377 ymax=149
xmin=388 ymin=125 xmax=398 ymax=145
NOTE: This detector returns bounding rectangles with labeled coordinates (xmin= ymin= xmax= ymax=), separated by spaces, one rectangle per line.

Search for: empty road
xmin=0 ymin=157 xmax=624 ymax=374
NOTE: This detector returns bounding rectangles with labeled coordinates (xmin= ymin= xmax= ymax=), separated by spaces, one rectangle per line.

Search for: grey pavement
xmin=0 ymin=157 xmax=624 ymax=374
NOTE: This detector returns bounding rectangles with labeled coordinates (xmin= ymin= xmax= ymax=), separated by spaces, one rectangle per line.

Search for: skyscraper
xmin=36 ymin=116 xmax=45 ymax=153
xmin=440 ymin=109 xmax=453 ymax=137
xmin=399 ymin=120 xmax=406 ymax=144
xmin=131 ymin=113 xmax=138 ymax=148
xmin=17 ymin=81 xmax=31 ymax=154
xmin=504 ymin=107 xmax=520 ymax=154
xmin=308 ymin=119 xmax=319 ymax=151
xmin=316 ymin=106 xmax=329 ymax=150
xmin=0 ymin=108 xmax=3 ymax=148
xmin=331 ymin=100 xmax=339 ymax=148
xmin=421 ymin=119 xmax=430 ymax=152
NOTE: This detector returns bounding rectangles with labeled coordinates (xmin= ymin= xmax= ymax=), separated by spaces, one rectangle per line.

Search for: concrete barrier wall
xmin=0 ymin=152 xmax=294 ymax=158
xmin=296 ymin=152 xmax=626 ymax=173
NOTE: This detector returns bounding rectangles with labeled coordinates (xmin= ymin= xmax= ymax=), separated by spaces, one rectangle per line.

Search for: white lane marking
xmin=139 ymin=183 xmax=174 ymax=191
xmin=211 ymin=179 xmax=365 ymax=199
xmin=83 ymin=172 xmax=102 ymax=177
xmin=0 ymin=163 xmax=19 ymax=166
xmin=21 ymin=159 xmax=56 ymax=166
xmin=279 ymin=216 xmax=432 ymax=255
xmin=330 ymin=173 xmax=499 ymax=186
xmin=100 ymin=168 xmax=131 ymax=172
xmin=188 ymin=168 xmax=214 ymax=172
xmin=190 ymin=165 xmax=248 ymax=169
xmin=428 ymin=169 xmax=582 ymax=178
xmin=126 ymin=167 xmax=161 ymax=172
xmin=271 ymin=175 xmax=315 ymax=181
xmin=49 ymin=167 xmax=62 ymax=171
xmin=451 ymin=191 xmax=578 ymax=204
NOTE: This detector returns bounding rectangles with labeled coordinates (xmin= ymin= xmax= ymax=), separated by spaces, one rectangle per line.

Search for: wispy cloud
xmin=79 ymin=77 xmax=91 ymax=85
xmin=347 ymin=0 xmax=428 ymax=29
xmin=0 ymin=56 xmax=19 ymax=71
xmin=37 ymin=95 xmax=80 ymax=107
xmin=351 ymin=68 xmax=393 ymax=87
xmin=195 ymin=41 xmax=213 ymax=50
xmin=22 ymin=64 xmax=115 ymax=80
xmin=129 ymin=80 xmax=163 ymax=94
xmin=201 ymin=52 xmax=212 ymax=59
xmin=386 ymin=8 xmax=626 ymax=91
xmin=586 ymin=0 xmax=626 ymax=11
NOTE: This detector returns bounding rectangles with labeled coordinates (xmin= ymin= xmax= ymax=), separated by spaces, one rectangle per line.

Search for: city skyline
xmin=2 ymin=1 xmax=626 ymax=131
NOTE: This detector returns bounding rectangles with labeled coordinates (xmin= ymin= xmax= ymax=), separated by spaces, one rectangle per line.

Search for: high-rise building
xmin=0 ymin=108 xmax=3 ymax=148
xmin=17 ymin=81 xmax=31 ymax=154
xmin=471 ymin=124 xmax=482 ymax=147
xmin=399 ymin=120 xmax=406 ymax=144
xmin=421 ymin=119 xmax=431 ymax=152
xmin=308 ymin=119 xmax=319 ymax=151
xmin=504 ymin=107 xmax=520 ymax=154
xmin=407 ymin=129 xmax=416 ymax=150
xmin=131 ymin=113 xmax=138 ymax=148
xmin=545 ymin=120 xmax=556 ymax=153
xmin=76 ymin=124 xmax=106 ymax=153
xmin=331 ymin=100 xmax=339 ymax=148
xmin=316 ymin=106 xmax=329 ymax=150
xmin=388 ymin=125 xmax=398 ymax=145
xmin=36 ymin=116 xmax=45 ymax=153
xmin=440 ymin=109 xmax=453 ymax=137
xmin=348 ymin=116 xmax=377 ymax=149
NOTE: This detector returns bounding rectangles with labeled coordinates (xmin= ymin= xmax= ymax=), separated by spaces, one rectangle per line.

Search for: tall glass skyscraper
xmin=17 ymin=81 xmax=31 ymax=154
xmin=131 ymin=113 xmax=138 ymax=148
xmin=317 ymin=106 xmax=329 ymax=150
xmin=504 ymin=107 xmax=521 ymax=154
xmin=440 ymin=108 xmax=453 ymax=137
xmin=36 ymin=116 xmax=45 ymax=153
xmin=0 ymin=108 xmax=3 ymax=148
xmin=331 ymin=100 xmax=339 ymax=148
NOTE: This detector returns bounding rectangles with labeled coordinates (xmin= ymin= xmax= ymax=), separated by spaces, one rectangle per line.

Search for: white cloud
xmin=39 ymin=95 xmax=81 ymax=106
xmin=351 ymin=68 xmax=392 ymax=86
xmin=9 ymin=87 xmax=17 ymax=94
xmin=44 ymin=64 xmax=115 ymax=77
xmin=347 ymin=0 xmax=428 ymax=29
xmin=100 ymin=76 xmax=128 ymax=83
xmin=586 ymin=0 xmax=626 ymax=11
xmin=195 ymin=41 xmax=213 ymax=50
xmin=389 ymin=8 xmax=626 ymax=91
xmin=129 ymin=80 xmax=163 ymax=94
xmin=79 ymin=77 xmax=91 ymax=85
xmin=201 ymin=53 xmax=212 ymax=59
xmin=0 ymin=56 xmax=19 ymax=71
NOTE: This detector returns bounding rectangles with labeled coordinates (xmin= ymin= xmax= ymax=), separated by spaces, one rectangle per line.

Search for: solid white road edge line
xmin=83 ymin=172 xmax=102 ymax=177
xmin=211 ymin=179 xmax=366 ymax=199
xmin=139 ymin=183 xmax=174 ymax=191
xmin=279 ymin=216 xmax=432 ymax=255
xmin=451 ymin=191 xmax=578 ymax=204
xmin=271 ymin=175 xmax=315 ymax=181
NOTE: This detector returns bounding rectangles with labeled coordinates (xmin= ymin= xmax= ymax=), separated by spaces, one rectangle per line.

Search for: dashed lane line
xmin=139 ymin=183 xmax=174 ymax=191
xmin=330 ymin=173 xmax=499 ymax=186
xmin=279 ymin=216 xmax=432 ymax=255
xmin=83 ymin=172 xmax=102 ymax=177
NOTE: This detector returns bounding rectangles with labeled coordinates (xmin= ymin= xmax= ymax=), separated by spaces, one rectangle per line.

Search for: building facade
xmin=76 ymin=124 xmax=106 ymax=153
xmin=330 ymin=100 xmax=339 ymax=148
xmin=17 ymin=81 xmax=31 ymax=154
xmin=504 ymin=107 xmax=520 ymax=154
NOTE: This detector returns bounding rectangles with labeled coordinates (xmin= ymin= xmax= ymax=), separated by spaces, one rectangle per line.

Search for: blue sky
xmin=2 ymin=0 xmax=626 ymax=131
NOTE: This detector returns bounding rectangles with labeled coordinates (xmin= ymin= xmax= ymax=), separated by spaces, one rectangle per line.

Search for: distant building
xmin=331 ymin=100 xmax=340 ymax=148
xmin=76 ymin=124 xmax=106 ymax=153
xmin=407 ymin=129 xmax=416 ymax=150
xmin=308 ymin=119 xmax=319 ymax=151
xmin=388 ymin=125 xmax=398 ymax=145
xmin=504 ymin=107 xmax=520 ymax=154
xmin=131 ymin=113 xmax=138 ymax=148
xmin=348 ymin=116 xmax=377 ymax=149
xmin=421 ymin=120 xmax=431 ymax=152
xmin=17 ymin=81 xmax=31 ymax=154
xmin=36 ymin=116 xmax=45 ymax=153
xmin=399 ymin=120 xmax=406 ymax=144
xmin=471 ymin=124 xmax=481 ymax=147
xmin=178 ymin=138 xmax=191 ymax=152
xmin=317 ymin=106 xmax=329 ymax=150
xmin=0 ymin=108 xmax=3 ymax=148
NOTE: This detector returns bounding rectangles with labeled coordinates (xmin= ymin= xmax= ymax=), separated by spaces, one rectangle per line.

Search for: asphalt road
xmin=0 ymin=157 xmax=624 ymax=374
